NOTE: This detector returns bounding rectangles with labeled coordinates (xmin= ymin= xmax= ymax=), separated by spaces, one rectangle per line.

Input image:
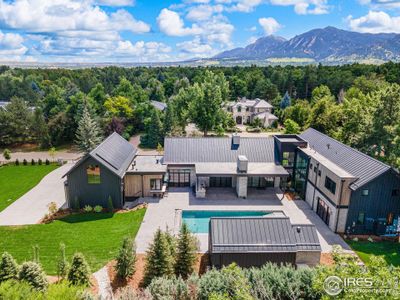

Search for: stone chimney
xmin=237 ymin=155 xmax=248 ymax=173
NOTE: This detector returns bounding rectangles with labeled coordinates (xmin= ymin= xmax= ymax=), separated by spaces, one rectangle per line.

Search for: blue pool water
xmin=182 ymin=210 xmax=269 ymax=233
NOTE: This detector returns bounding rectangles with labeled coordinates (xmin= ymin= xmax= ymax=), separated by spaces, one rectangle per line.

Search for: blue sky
xmin=0 ymin=0 xmax=399 ymax=62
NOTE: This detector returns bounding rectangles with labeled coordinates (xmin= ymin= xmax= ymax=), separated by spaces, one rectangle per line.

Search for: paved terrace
xmin=134 ymin=187 xmax=351 ymax=254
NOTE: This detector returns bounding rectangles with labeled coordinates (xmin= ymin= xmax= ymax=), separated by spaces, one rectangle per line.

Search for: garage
xmin=209 ymin=217 xmax=321 ymax=268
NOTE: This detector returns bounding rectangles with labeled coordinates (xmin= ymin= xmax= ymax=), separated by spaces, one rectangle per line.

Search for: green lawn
xmin=0 ymin=164 xmax=58 ymax=212
xmin=0 ymin=209 xmax=146 ymax=274
xmin=347 ymin=240 xmax=400 ymax=266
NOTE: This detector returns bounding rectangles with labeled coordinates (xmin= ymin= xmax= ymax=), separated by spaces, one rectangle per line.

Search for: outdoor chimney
xmin=232 ymin=133 xmax=240 ymax=146
xmin=237 ymin=155 xmax=248 ymax=173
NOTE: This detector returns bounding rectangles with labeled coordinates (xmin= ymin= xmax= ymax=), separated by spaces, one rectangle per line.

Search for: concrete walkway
xmin=134 ymin=188 xmax=351 ymax=254
xmin=0 ymin=163 xmax=73 ymax=226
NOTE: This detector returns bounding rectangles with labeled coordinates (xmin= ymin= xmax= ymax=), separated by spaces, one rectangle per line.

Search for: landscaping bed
xmin=0 ymin=164 xmax=59 ymax=212
xmin=0 ymin=209 xmax=146 ymax=275
xmin=347 ymin=239 xmax=400 ymax=266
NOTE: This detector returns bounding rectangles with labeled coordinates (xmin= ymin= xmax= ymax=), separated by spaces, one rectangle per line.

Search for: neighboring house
xmin=226 ymin=97 xmax=278 ymax=127
xmin=150 ymin=100 xmax=167 ymax=112
xmin=209 ymin=217 xmax=321 ymax=268
xmin=64 ymin=128 xmax=400 ymax=235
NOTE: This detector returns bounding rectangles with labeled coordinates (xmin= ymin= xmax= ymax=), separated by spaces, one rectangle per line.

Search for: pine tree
xmin=163 ymin=101 xmax=176 ymax=136
xmin=174 ymin=223 xmax=198 ymax=279
xmin=140 ymin=110 xmax=163 ymax=148
xmin=143 ymin=229 xmax=174 ymax=286
xmin=115 ymin=237 xmax=136 ymax=280
xmin=0 ymin=252 xmax=19 ymax=282
xmin=75 ymin=104 xmax=102 ymax=154
xmin=19 ymin=261 xmax=48 ymax=292
xmin=68 ymin=253 xmax=91 ymax=286
xmin=280 ymin=91 xmax=291 ymax=109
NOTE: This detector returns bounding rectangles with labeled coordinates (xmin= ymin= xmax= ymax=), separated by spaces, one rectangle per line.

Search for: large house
xmin=64 ymin=129 xmax=400 ymax=236
xmin=226 ymin=97 xmax=278 ymax=127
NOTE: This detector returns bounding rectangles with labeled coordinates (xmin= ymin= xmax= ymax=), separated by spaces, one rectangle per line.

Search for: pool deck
xmin=134 ymin=187 xmax=351 ymax=254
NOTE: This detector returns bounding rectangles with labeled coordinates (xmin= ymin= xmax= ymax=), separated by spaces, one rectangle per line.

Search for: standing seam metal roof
xmin=163 ymin=137 xmax=275 ymax=163
xmin=210 ymin=217 xmax=321 ymax=253
xmin=300 ymin=128 xmax=392 ymax=190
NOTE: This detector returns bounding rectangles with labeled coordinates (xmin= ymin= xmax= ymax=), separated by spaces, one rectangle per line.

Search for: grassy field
xmin=347 ymin=240 xmax=400 ymax=266
xmin=0 ymin=209 xmax=146 ymax=274
xmin=0 ymin=164 xmax=59 ymax=212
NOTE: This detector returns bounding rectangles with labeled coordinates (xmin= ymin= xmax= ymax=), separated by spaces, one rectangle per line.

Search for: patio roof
xmin=195 ymin=162 xmax=289 ymax=177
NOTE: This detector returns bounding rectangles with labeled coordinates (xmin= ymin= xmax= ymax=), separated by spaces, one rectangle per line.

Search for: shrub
xmin=68 ymin=253 xmax=91 ymax=286
xmin=175 ymin=222 xmax=198 ymax=279
xmin=115 ymin=237 xmax=136 ymax=280
xmin=143 ymin=229 xmax=175 ymax=286
xmin=197 ymin=268 xmax=227 ymax=300
xmin=2 ymin=149 xmax=11 ymax=161
xmin=147 ymin=276 xmax=191 ymax=300
xmin=0 ymin=280 xmax=34 ymax=299
xmin=31 ymin=159 xmax=36 ymax=165
xmin=38 ymin=159 xmax=43 ymax=165
xmin=57 ymin=243 xmax=69 ymax=280
xmin=0 ymin=252 xmax=19 ymax=282
xmin=116 ymin=286 xmax=152 ymax=300
xmin=45 ymin=281 xmax=86 ymax=299
xmin=19 ymin=261 xmax=48 ymax=292
xmin=83 ymin=205 xmax=93 ymax=213
xmin=107 ymin=196 xmax=114 ymax=212
xmin=23 ymin=159 xmax=28 ymax=166
xmin=47 ymin=202 xmax=58 ymax=215
xmin=15 ymin=159 xmax=19 ymax=166
xmin=45 ymin=159 xmax=50 ymax=165
xmin=93 ymin=205 xmax=103 ymax=213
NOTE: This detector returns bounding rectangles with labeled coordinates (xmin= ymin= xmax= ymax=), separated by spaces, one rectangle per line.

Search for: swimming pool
xmin=182 ymin=210 xmax=270 ymax=233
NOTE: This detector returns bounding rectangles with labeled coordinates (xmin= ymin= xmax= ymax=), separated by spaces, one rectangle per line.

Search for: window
xmin=150 ymin=178 xmax=162 ymax=190
xmin=309 ymin=163 xmax=313 ymax=170
xmin=361 ymin=189 xmax=369 ymax=196
xmin=237 ymin=106 xmax=242 ymax=112
xmin=357 ymin=212 xmax=365 ymax=225
xmin=318 ymin=170 xmax=321 ymax=177
xmin=282 ymin=152 xmax=295 ymax=167
xmin=387 ymin=213 xmax=394 ymax=225
xmin=313 ymin=166 xmax=317 ymax=173
xmin=324 ymin=176 xmax=336 ymax=194
xmin=392 ymin=189 xmax=399 ymax=197
xmin=246 ymin=106 xmax=250 ymax=112
xmin=87 ymin=165 xmax=101 ymax=184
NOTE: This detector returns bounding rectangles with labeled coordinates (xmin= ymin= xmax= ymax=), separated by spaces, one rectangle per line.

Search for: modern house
xmin=209 ymin=217 xmax=321 ymax=268
xmin=226 ymin=97 xmax=278 ymax=127
xmin=64 ymin=128 xmax=400 ymax=235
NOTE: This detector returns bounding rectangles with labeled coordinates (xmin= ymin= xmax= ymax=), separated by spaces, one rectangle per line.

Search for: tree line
xmin=0 ymin=63 xmax=399 ymax=168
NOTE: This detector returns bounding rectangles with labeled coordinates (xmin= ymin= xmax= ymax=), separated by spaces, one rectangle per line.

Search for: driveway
xmin=134 ymin=188 xmax=351 ymax=254
xmin=0 ymin=163 xmax=73 ymax=226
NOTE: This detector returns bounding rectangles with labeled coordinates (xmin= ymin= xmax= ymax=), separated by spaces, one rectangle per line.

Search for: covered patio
xmin=194 ymin=156 xmax=289 ymax=199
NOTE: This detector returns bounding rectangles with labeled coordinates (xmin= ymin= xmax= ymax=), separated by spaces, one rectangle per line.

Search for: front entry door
xmin=210 ymin=177 xmax=232 ymax=187
xmin=316 ymin=198 xmax=331 ymax=226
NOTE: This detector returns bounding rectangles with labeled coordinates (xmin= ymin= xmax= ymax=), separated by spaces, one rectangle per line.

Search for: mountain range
xmin=213 ymin=26 xmax=400 ymax=64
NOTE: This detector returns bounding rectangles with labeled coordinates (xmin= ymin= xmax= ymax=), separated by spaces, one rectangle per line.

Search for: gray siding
xmin=211 ymin=252 xmax=296 ymax=268
xmin=346 ymin=170 xmax=400 ymax=234
xmin=66 ymin=157 xmax=123 ymax=208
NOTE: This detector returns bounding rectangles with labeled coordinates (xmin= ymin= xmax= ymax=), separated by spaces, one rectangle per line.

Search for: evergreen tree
xmin=115 ymin=237 xmax=136 ymax=280
xmin=57 ymin=243 xmax=69 ymax=280
xmin=163 ymin=101 xmax=176 ymax=136
xmin=140 ymin=110 xmax=163 ymax=148
xmin=174 ymin=223 xmax=198 ymax=279
xmin=280 ymin=91 xmax=291 ymax=109
xmin=67 ymin=253 xmax=91 ymax=286
xmin=143 ymin=229 xmax=174 ymax=286
xmin=0 ymin=252 xmax=19 ymax=282
xmin=19 ymin=261 xmax=48 ymax=292
xmin=75 ymin=104 xmax=102 ymax=153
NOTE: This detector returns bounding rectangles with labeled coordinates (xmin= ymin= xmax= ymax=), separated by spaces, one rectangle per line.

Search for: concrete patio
xmin=134 ymin=187 xmax=351 ymax=254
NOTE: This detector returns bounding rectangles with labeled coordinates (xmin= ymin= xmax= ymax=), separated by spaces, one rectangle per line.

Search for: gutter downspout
xmin=335 ymin=179 xmax=346 ymax=233
xmin=311 ymin=162 xmax=320 ymax=211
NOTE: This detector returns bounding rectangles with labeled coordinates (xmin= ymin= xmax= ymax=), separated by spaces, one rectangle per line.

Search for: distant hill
xmin=214 ymin=26 xmax=400 ymax=64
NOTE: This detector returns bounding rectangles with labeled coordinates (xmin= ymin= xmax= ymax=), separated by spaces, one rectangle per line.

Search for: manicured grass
xmin=347 ymin=240 xmax=400 ymax=266
xmin=0 ymin=164 xmax=59 ymax=212
xmin=0 ymin=209 xmax=146 ymax=274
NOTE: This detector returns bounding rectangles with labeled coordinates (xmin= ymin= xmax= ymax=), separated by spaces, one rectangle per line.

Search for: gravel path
xmin=94 ymin=266 xmax=114 ymax=300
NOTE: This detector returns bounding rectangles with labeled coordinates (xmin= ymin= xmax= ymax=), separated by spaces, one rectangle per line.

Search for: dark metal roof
xmin=64 ymin=132 xmax=137 ymax=178
xmin=164 ymin=137 xmax=275 ymax=164
xmin=300 ymin=128 xmax=392 ymax=190
xmin=210 ymin=217 xmax=321 ymax=253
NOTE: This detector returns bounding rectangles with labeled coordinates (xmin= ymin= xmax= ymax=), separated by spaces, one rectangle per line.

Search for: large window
xmin=237 ymin=106 xmax=242 ymax=112
xmin=87 ymin=165 xmax=101 ymax=184
xmin=324 ymin=176 xmax=336 ymax=195
xmin=282 ymin=152 xmax=295 ymax=167
xmin=150 ymin=178 xmax=162 ymax=190
xmin=316 ymin=198 xmax=331 ymax=226
xmin=168 ymin=169 xmax=191 ymax=187
xmin=293 ymin=152 xmax=309 ymax=199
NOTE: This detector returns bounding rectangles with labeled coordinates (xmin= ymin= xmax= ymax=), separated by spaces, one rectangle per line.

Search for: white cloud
xmin=186 ymin=4 xmax=224 ymax=21
xmin=224 ymin=0 xmax=263 ymax=12
xmin=269 ymin=0 xmax=330 ymax=15
xmin=258 ymin=17 xmax=281 ymax=35
xmin=348 ymin=10 xmax=400 ymax=33
xmin=177 ymin=37 xmax=213 ymax=55
xmin=0 ymin=31 xmax=27 ymax=55
xmin=96 ymin=0 xmax=135 ymax=6
xmin=358 ymin=0 xmax=400 ymax=9
xmin=157 ymin=8 xmax=202 ymax=36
